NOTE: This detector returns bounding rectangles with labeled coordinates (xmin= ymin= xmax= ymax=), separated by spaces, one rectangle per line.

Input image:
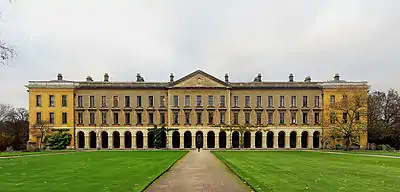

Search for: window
xmin=196 ymin=95 xmax=202 ymax=106
xmin=256 ymin=112 xmax=261 ymax=124
xmin=256 ymin=96 xmax=261 ymax=107
xmin=78 ymin=112 xmax=83 ymax=124
xmin=173 ymin=112 xmax=179 ymax=124
xmin=185 ymin=95 xmax=190 ymax=106
xmin=62 ymin=95 xmax=67 ymax=107
xmin=49 ymin=95 xmax=55 ymax=107
xmin=314 ymin=113 xmax=320 ymax=124
xmin=113 ymin=96 xmax=119 ymax=107
xmin=208 ymin=95 xmax=214 ymax=107
xmin=173 ymin=95 xmax=178 ymax=107
xmin=303 ymin=113 xmax=308 ymax=124
xmin=90 ymin=96 xmax=95 ymax=108
xmin=279 ymin=96 xmax=284 ymax=107
xmin=314 ymin=96 xmax=320 ymax=107
xmin=36 ymin=95 xmax=41 ymax=107
xmin=36 ymin=112 xmax=42 ymax=123
xmin=149 ymin=112 xmax=154 ymax=124
xmin=137 ymin=113 xmax=142 ymax=124
xmin=220 ymin=96 xmax=225 ymax=107
xmin=245 ymin=112 xmax=250 ymax=124
xmin=303 ymin=96 xmax=308 ymax=107
xmin=137 ymin=96 xmax=142 ymax=107
xmin=197 ymin=112 xmax=202 ymax=124
xmin=268 ymin=96 xmax=273 ymax=107
xmin=233 ymin=113 xmax=238 ymax=124
xmin=291 ymin=96 xmax=296 ymax=107
xmin=268 ymin=112 xmax=273 ymax=124
xmin=125 ymin=112 xmax=130 ymax=124
xmin=62 ymin=112 xmax=67 ymax=124
xmin=343 ymin=112 xmax=348 ymax=123
xmin=356 ymin=112 xmax=360 ymax=121
xmin=220 ymin=112 xmax=225 ymax=124
xmin=291 ymin=112 xmax=296 ymax=124
xmin=208 ymin=112 xmax=214 ymax=124
xmin=90 ymin=113 xmax=95 ymax=124
xmin=49 ymin=112 xmax=54 ymax=124
xmin=185 ymin=112 xmax=190 ymax=124
xmin=330 ymin=112 xmax=336 ymax=124
xmin=245 ymin=96 xmax=250 ymax=107
xmin=233 ymin=96 xmax=239 ymax=107
xmin=113 ymin=112 xmax=119 ymax=124
xmin=148 ymin=96 xmax=154 ymax=107
xmin=101 ymin=96 xmax=107 ymax=107
xmin=330 ymin=95 xmax=335 ymax=105
xmin=160 ymin=96 xmax=165 ymax=107
xmin=279 ymin=112 xmax=285 ymax=124
xmin=77 ymin=96 xmax=83 ymax=107
xmin=160 ymin=112 xmax=165 ymax=124
xmin=343 ymin=95 xmax=348 ymax=100
xmin=102 ymin=112 xmax=107 ymax=124
xmin=125 ymin=96 xmax=130 ymax=108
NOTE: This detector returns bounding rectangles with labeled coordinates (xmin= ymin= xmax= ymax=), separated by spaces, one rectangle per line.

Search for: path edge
xmin=141 ymin=150 xmax=189 ymax=192
xmin=211 ymin=151 xmax=258 ymax=192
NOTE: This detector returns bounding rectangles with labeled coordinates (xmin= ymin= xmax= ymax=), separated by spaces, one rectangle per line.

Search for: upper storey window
xmin=36 ymin=95 xmax=41 ymax=107
xmin=113 ymin=96 xmax=119 ymax=107
xmin=233 ymin=96 xmax=239 ymax=107
xmin=330 ymin=95 xmax=335 ymax=105
xmin=137 ymin=96 xmax=142 ymax=107
xmin=125 ymin=96 xmax=130 ymax=108
xmin=101 ymin=96 xmax=107 ymax=107
xmin=160 ymin=96 xmax=166 ymax=107
xmin=197 ymin=95 xmax=202 ymax=106
xmin=256 ymin=96 xmax=261 ymax=107
xmin=314 ymin=96 xmax=320 ymax=107
xmin=77 ymin=96 xmax=83 ymax=108
xmin=303 ymin=96 xmax=308 ymax=107
xmin=220 ymin=95 xmax=225 ymax=107
xmin=148 ymin=96 xmax=154 ymax=107
xmin=62 ymin=95 xmax=67 ymax=107
xmin=49 ymin=95 xmax=55 ymax=107
xmin=268 ymin=96 xmax=273 ymax=107
xmin=173 ymin=95 xmax=178 ymax=107
xmin=245 ymin=96 xmax=250 ymax=107
xmin=208 ymin=95 xmax=214 ymax=107
xmin=291 ymin=96 xmax=296 ymax=107
xmin=279 ymin=96 xmax=284 ymax=107
xmin=185 ymin=95 xmax=190 ymax=107
xmin=90 ymin=96 xmax=95 ymax=108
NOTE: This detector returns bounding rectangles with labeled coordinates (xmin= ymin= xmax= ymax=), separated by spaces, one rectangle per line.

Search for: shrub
xmin=45 ymin=130 xmax=72 ymax=150
xmin=335 ymin=144 xmax=342 ymax=150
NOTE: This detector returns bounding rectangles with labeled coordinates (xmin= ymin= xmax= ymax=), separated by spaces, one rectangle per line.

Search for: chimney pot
xmin=57 ymin=73 xmax=63 ymax=81
xmin=225 ymin=73 xmax=229 ymax=82
xmin=334 ymin=73 xmax=340 ymax=81
xmin=170 ymin=73 xmax=174 ymax=82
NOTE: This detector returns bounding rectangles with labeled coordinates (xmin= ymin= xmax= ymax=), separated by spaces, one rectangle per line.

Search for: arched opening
xmin=89 ymin=131 xmax=96 ymax=148
xmin=278 ymin=131 xmax=285 ymax=148
xmin=195 ymin=131 xmax=203 ymax=148
xmin=267 ymin=131 xmax=274 ymax=148
xmin=148 ymin=131 xmax=155 ymax=148
xmin=172 ymin=131 xmax=180 ymax=148
xmin=219 ymin=131 xmax=226 ymax=148
xmin=244 ymin=131 xmax=251 ymax=148
xmin=113 ymin=131 xmax=120 ymax=148
xmin=184 ymin=131 xmax=192 ymax=148
xmin=207 ymin=131 xmax=215 ymax=148
xmin=124 ymin=131 xmax=132 ymax=148
xmin=313 ymin=131 xmax=320 ymax=148
xmin=255 ymin=131 xmax=262 ymax=148
xmin=232 ymin=131 xmax=239 ymax=148
xmin=136 ymin=131 xmax=143 ymax=148
xmin=301 ymin=131 xmax=309 ymax=148
xmin=160 ymin=130 xmax=167 ymax=148
xmin=290 ymin=131 xmax=297 ymax=148
xmin=78 ymin=131 xmax=85 ymax=148
xmin=101 ymin=131 xmax=108 ymax=149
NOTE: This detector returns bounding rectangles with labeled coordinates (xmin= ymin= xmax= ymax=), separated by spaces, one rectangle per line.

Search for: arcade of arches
xmin=76 ymin=129 xmax=322 ymax=149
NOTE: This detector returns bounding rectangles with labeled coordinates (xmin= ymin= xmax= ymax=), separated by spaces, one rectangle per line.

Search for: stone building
xmin=26 ymin=70 xmax=368 ymax=149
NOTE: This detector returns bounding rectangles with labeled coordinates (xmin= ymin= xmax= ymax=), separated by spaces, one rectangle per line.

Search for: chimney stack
xmin=170 ymin=73 xmax=174 ymax=82
xmin=289 ymin=73 xmax=294 ymax=82
xmin=57 ymin=73 xmax=63 ymax=81
xmin=224 ymin=73 xmax=229 ymax=83
xmin=334 ymin=73 xmax=340 ymax=81
xmin=86 ymin=76 xmax=93 ymax=82
xmin=104 ymin=73 xmax=109 ymax=82
xmin=304 ymin=76 xmax=311 ymax=82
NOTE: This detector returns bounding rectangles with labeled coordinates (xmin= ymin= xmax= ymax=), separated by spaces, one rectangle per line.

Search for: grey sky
xmin=1 ymin=0 xmax=399 ymax=108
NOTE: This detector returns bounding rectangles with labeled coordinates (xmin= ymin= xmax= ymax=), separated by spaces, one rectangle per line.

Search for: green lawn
xmin=0 ymin=150 xmax=74 ymax=157
xmin=325 ymin=150 xmax=400 ymax=157
xmin=213 ymin=151 xmax=400 ymax=192
xmin=0 ymin=151 xmax=186 ymax=192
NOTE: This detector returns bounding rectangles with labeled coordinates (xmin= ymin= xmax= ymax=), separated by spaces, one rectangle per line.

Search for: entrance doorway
xmin=195 ymin=131 xmax=203 ymax=148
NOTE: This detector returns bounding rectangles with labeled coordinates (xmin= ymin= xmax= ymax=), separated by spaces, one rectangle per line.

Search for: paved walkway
xmin=146 ymin=150 xmax=250 ymax=192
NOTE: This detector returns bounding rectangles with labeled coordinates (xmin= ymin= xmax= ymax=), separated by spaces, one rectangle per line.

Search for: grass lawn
xmin=0 ymin=150 xmax=74 ymax=157
xmin=213 ymin=151 xmax=400 ymax=192
xmin=0 ymin=151 xmax=186 ymax=192
xmin=324 ymin=150 xmax=400 ymax=157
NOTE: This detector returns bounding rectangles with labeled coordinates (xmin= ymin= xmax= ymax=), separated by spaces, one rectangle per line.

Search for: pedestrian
xmin=197 ymin=142 xmax=200 ymax=152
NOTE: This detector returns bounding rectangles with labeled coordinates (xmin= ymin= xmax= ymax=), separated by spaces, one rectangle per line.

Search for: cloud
xmin=0 ymin=0 xmax=399 ymax=107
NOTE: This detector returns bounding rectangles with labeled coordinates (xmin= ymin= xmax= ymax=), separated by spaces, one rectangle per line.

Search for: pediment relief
xmin=173 ymin=72 xmax=227 ymax=88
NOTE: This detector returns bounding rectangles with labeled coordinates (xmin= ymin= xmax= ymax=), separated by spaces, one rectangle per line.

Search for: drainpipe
xmin=321 ymin=91 xmax=324 ymax=149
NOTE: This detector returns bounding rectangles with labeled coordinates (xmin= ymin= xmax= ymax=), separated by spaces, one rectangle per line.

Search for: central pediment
xmin=170 ymin=70 xmax=228 ymax=88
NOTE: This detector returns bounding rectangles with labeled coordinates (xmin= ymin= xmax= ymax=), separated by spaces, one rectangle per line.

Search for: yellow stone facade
xmin=26 ymin=70 xmax=368 ymax=149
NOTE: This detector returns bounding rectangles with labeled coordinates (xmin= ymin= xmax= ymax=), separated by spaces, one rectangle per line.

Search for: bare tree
xmin=0 ymin=0 xmax=16 ymax=65
xmin=31 ymin=121 xmax=52 ymax=150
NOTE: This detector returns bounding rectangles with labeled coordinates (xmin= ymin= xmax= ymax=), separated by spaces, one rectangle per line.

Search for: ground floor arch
xmin=101 ymin=131 xmax=108 ymax=148
xmin=196 ymin=131 xmax=203 ymax=148
xmin=267 ymin=131 xmax=274 ymax=148
xmin=313 ymin=131 xmax=320 ymax=148
xmin=113 ymin=131 xmax=120 ymax=148
xmin=78 ymin=131 xmax=85 ymax=148
xmin=255 ymin=131 xmax=262 ymax=148
xmin=232 ymin=131 xmax=239 ymax=148
xmin=172 ymin=131 xmax=180 ymax=148
xmin=184 ymin=131 xmax=192 ymax=148
xmin=124 ymin=131 xmax=132 ymax=148
xmin=148 ymin=131 xmax=155 ymax=148
xmin=136 ymin=131 xmax=143 ymax=148
xmin=290 ymin=131 xmax=297 ymax=148
xmin=302 ymin=131 xmax=308 ymax=148
xmin=219 ymin=131 xmax=226 ymax=148
xmin=90 ymin=131 xmax=96 ymax=148
xmin=244 ymin=131 xmax=251 ymax=148
xmin=160 ymin=130 xmax=167 ymax=148
xmin=278 ymin=131 xmax=285 ymax=148
xmin=207 ymin=131 xmax=215 ymax=148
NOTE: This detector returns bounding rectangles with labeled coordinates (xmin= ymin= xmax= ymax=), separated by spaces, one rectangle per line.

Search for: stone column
xmin=120 ymin=135 xmax=125 ymax=149
xmin=192 ymin=136 xmax=196 ymax=149
xmin=84 ymin=136 xmax=90 ymax=149
xmin=132 ymin=135 xmax=136 ymax=148
xmin=251 ymin=135 xmax=256 ymax=148
xmin=167 ymin=135 xmax=172 ymax=149
xmin=204 ymin=135 xmax=207 ymax=149
xmin=215 ymin=136 xmax=219 ymax=148
xmin=297 ymin=136 xmax=302 ymax=148
xmin=273 ymin=135 xmax=278 ymax=148
xmin=108 ymin=136 xmax=113 ymax=149
xmin=180 ymin=136 xmax=184 ymax=148
xmin=143 ymin=135 xmax=148 ymax=148
xmin=285 ymin=135 xmax=290 ymax=148
xmin=308 ymin=136 xmax=313 ymax=149
xmin=226 ymin=133 xmax=231 ymax=148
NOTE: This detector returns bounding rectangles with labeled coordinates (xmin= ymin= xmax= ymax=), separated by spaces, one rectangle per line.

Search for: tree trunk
xmin=345 ymin=137 xmax=351 ymax=150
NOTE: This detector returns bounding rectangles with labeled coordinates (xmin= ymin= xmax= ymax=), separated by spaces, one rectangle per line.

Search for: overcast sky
xmin=1 ymin=0 xmax=399 ymax=108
